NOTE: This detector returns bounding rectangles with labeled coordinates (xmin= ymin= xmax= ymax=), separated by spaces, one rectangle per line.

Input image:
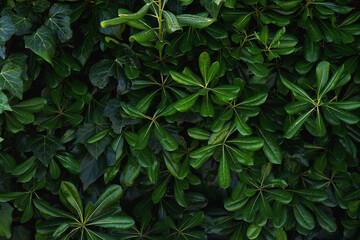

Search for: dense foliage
xmin=0 ymin=0 xmax=360 ymax=239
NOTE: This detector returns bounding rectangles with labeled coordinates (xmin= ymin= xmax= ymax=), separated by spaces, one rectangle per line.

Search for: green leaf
xmin=152 ymin=176 xmax=170 ymax=203
xmin=59 ymin=181 xmax=83 ymax=219
xmin=266 ymin=189 xmax=292 ymax=204
xmin=174 ymin=179 xmax=188 ymax=207
xmin=325 ymin=105 xmax=359 ymax=124
xmin=135 ymin=122 xmax=153 ymax=150
xmin=89 ymin=59 xmax=121 ymax=89
xmin=199 ymin=51 xmax=210 ymax=83
xmin=120 ymin=158 xmax=141 ymax=187
xmin=304 ymin=36 xmax=320 ymax=62
xmin=0 ymin=192 xmax=25 ymax=202
xmin=239 ymin=93 xmax=268 ymax=106
xmin=163 ymin=11 xmax=182 ymax=33
xmin=315 ymin=110 xmax=326 ymax=136
xmin=211 ymin=85 xmax=240 ymax=101
xmin=0 ymin=203 xmax=13 ymax=239
xmin=86 ymin=185 xmax=122 ymax=221
xmin=200 ymin=94 xmax=215 ymax=117
xmin=316 ymin=61 xmax=330 ymax=95
xmin=306 ymin=19 xmax=323 ymax=42
xmin=218 ymin=148 xmax=231 ymax=188
xmin=170 ymin=70 xmax=203 ymax=86
xmin=284 ymin=107 xmax=314 ymax=139
xmin=0 ymin=63 xmax=23 ymax=99
xmin=12 ymin=98 xmax=47 ymax=112
xmin=118 ymin=3 xmax=151 ymax=20
xmin=274 ymin=228 xmax=287 ymax=240
xmin=121 ymin=102 xmax=149 ymax=119
xmin=177 ymin=14 xmax=215 ymax=28
xmin=227 ymin=145 xmax=254 ymax=165
xmin=246 ymin=224 xmax=262 ymax=239
xmin=50 ymin=158 xmax=60 ymax=179
xmin=101 ymin=17 xmax=128 ymax=28
xmin=247 ymin=63 xmax=269 ymax=77
xmin=181 ymin=212 xmax=204 ymax=230
xmin=224 ymin=197 xmax=248 ymax=212
xmin=129 ymin=29 xmax=156 ymax=43
xmin=259 ymin=12 xmax=290 ymax=27
xmin=154 ymin=122 xmax=178 ymax=151
xmin=235 ymin=113 xmax=252 ymax=136
xmin=188 ymin=127 xmax=211 ymax=140
xmin=55 ymin=153 xmax=81 ymax=174
xmin=0 ymin=91 xmax=11 ymax=114
xmin=76 ymin=123 xmax=112 ymax=159
xmin=87 ymin=129 xmax=110 ymax=144
xmin=190 ymin=144 xmax=218 ymax=158
xmin=294 ymin=189 xmax=328 ymax=202
xmin=284 ymin=101 xmax=312 ymax=114
xmin=280 ymin=74 xmax=314 ymax=103
xmin=91 ymin=216 xmax=135 ymax=229
xmin=339 ymin=12 xmax=360 ymax=27
xmin=228 ymin=136 xmax=264 ymax=151
xmin=26 ymin=135 xmax=64 ymax=166
xmin=233 ymin=13 xmax=252 ymax=31
xmin=314 ymin=207 xmax=337 ymax=232
xmin=258 ymin=129 xmax=282 ymax=164
xmin=208 ymin=61 xmax=220 ymax=83
xmin=293 ymin=204 xmax=315 ymax=230
xmin=24 ymin=25 xmax=56 ymax=64
xmin=174 ymin=92 xmax=201 ymax=112
xmin=329 ymin=101 xmax=360 ymax=110
xmin=319 ymin=65 xmax=344 ymax=99
xmin=45 ymin=3 xmax=72 ymax=42
xmin=271 ymin=27 xmax=286 ymax=46
xmin=0 ymin=16 xmax=16 ymax=43
xmin=0 ymin=153 xmax=15 ymax=173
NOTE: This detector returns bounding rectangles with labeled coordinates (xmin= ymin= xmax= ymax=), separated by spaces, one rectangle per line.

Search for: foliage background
xmin=0 ymin=0 xmax=360 ymax=239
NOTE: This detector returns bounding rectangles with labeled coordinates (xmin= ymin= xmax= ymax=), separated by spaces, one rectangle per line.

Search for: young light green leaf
xmin=118 ymin=3 xmax=151 ymax=20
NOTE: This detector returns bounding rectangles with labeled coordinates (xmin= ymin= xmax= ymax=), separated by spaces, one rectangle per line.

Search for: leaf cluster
xmin=0 ymin=0 xmax=360 ymax=239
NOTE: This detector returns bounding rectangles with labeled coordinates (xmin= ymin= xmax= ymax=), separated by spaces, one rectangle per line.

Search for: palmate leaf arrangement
xmin=0 ymin=0 xmax=360 ymax=239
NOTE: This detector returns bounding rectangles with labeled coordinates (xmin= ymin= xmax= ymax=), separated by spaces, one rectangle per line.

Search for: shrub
xmin=0 ymin=0 xmax=360 ymax=239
